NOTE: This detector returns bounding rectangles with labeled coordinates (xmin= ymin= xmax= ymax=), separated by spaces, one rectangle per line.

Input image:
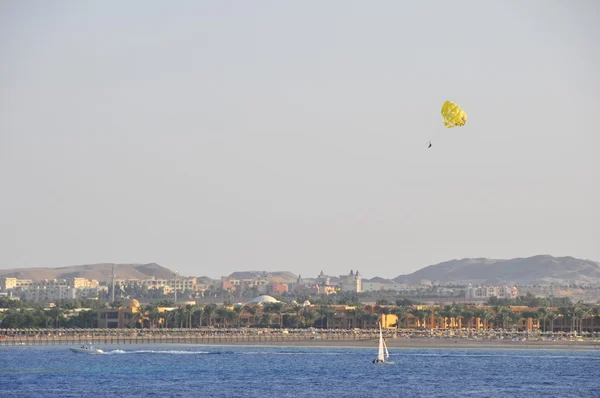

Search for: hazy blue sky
xmin=1 ymin=1 xmax=598 ymax=279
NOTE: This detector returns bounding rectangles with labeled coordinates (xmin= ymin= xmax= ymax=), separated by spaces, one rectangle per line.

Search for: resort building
xmin=268 ymin=282 xmax=289 ymax=295
xmin=115 ymin=277 xmax=198 ymax=293
xmin=23 ymin=286 xmax=100 ymax=302
xmin=291 ymin=274 xmax=337 ymax=296
xmin=339 ymin=270 xmax=362 ymax=293
xmin=1 ymin=277 xmax=101 ymax=302
xmin=96 ymin=299 xmax=143 ymax=329
xmin=464 ymin=284 xmax=518 ymax=300
xmin=221 ymin=277 xmax=269 ymax=294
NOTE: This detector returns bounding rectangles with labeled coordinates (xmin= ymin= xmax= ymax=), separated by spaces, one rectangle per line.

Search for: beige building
xmin=69 ymin=278 xmax=99 ymax=289
xmin=339 ymin=270 xmax=362 ymax=292
xmin=96 ymin=299 xmax=141 ymax=328
xmin=0 ymin=277 xmax=17 ymax=290
xmin=24 ymin=286 xmax=76 ymax=302
xmin=115 ymin=277 xmax=198 ymax=292
xmin=465 ymin=284 xmax=518 ymax=300
xmin=1 ymin=277 xmax=101 ymax=302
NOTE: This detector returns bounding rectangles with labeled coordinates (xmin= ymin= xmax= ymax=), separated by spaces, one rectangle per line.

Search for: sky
xmin=1 ymin=0 xmax=599 ymax=279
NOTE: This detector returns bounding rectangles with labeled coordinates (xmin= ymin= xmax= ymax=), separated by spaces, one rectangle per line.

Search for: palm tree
xmin=233 ymin=305 xmax=244 ymax=327
xmin=192 ymin=306 xmax=204 ymax=327
xmin=589 ymin=306 xmax=600 ymax=331
xmin=302 ymin=310 xmax=317 ymax=328
xmin=203 ymin=304 xmax=217 ymax=327
xmin=360 ymin=312 xmax=374 ymax=329
xmin=520 ymin=310 xmax=539 ymax=332
xmin=258 ymin=312 xmax=273 ymax=328
xmin=546 ymin=311 xmax=559 ymax=333
xmin=504 ymin=309 xmax=521 ymax=330
xmin=176 ymin=307 xmax=186 ymax=328
xmin=225 ymin=309 xmax=237 ymax=327
xmin=377 ymin=307 xmax=392 ymax=327
xmin=246 ymin=307 xmax=259 ymax=327
xmin=148 ymin=306 xmax=161 ymax=328
xmin=437 ymin=306 xmax=453 ymax=329
xmin=492 ymin=306 xmax=507 ymax=329
xmin=261 ymin=303 xmax=276 ymax=328
xmin=291 ymin=302 xmax=304 ymax=326
xmin=574 ymin=306 xmax=590 ymax=336
xmin=164 ymin=310 xmax=176 ymax=328
xmin=270 ymin=302 xmax=284 ymax=328
xmin=558 ymin=306 xmax=574 ymax=334
xmin=48 ymin=306 xmax=66 ymax=328
xmin=537 ymin=307 xmax=550 ymax=333
xmin=390 ymin=306 xmax=407 ymax=329
xmin=215 ymin=307 xmax=230 ymax=327
xmin=409 ymin=309 xmax=428 ymax=329
xmin=316 ymin=306 xmax=335 ymax=329
xmin=474 ymin=309 xmax=494 ymax=330
xmin=184 ymin=304 xmax=196 ymax=328
xmin=345 ymin=309 xmax=358 ymax=329
xmin=460 ymin=308 xmax=475 ymax=329
xmin=450 ymin=305 xmax=464 ymax=329
xmin=134 ymin=307 xmax=148 ymax=329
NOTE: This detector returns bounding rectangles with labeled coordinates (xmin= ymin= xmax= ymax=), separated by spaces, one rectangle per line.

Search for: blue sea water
xmin=1 ymin=344 xmax=600 ymax=397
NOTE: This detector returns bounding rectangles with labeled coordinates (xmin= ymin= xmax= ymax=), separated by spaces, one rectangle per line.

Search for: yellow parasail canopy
xmin=441 ymin=100 xmax=467 ymax=128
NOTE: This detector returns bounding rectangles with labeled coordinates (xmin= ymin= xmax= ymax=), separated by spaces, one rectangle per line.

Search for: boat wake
xmin=105 ymin=349 xmax=210 ymax=355
xmin=241 ymin=351 xmax=345 ymax=356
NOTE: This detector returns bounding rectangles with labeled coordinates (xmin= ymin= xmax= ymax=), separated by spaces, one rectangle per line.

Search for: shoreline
xmin=3 ymin=337 xmax=600 ymax=351
xmin=183 ymin=339 xmax=600 ymax=351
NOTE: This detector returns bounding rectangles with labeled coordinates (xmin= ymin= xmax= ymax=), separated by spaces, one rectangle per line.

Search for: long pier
xmin=0 ymin=328 xmax=380 ymax=346
xmin=3 ymin=328 xmax=596 ymax=349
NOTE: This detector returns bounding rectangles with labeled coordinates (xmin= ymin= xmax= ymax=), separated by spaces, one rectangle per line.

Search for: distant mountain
xmin=393 ymin=255 xmax=600 ymax=286
xmin=227 ymin=271 xmax=298 ymax=283
xmin=194 ymin=276 xmax=218 ymax=285
xmin=366 ymin=277 xmax=396 ymax=284
xmin=0 ymin=263 xmax=176 ymax=282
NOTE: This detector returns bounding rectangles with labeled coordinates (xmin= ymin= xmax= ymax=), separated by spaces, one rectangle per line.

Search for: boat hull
xmin=69 ymin=347 xmax=104 ymax=354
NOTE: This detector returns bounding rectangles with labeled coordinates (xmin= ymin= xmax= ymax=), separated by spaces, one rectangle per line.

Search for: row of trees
xmin=396 ymin=304 xmax=600 ymax=335
xmin=2 ymin=298 xmax=600 ymax=334
xmin=486 ymin=293 xmax=574 ymax=308
xmin=0 ymin=306 xmax=97 ymax=329
xmin=129 ymin=302 xmax=600 ymax=334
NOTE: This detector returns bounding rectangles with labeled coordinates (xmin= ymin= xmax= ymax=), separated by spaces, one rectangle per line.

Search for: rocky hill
xmin=226 ymin=271 xmax=298 ymax=283
xmin=393 ymin=255 xmax=600 ymax=286
xmin=0 ymin=263 xmax=176 ymax=282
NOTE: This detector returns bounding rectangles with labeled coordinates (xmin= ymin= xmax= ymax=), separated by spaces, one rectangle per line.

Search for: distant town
xmin=1 ymin=268 xmax=523 ymax=306
xmin=1 ymin=258 xmax=600 ymax=337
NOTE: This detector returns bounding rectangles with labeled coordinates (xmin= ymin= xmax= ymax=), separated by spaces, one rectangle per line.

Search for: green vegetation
xmin=486 ymin=293 xmax=573 ymax=308
xmin=2 ymin=294 xmax=599 ymax=333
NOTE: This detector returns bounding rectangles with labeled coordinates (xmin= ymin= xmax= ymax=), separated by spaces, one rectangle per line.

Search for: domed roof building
xmin=123 ymin=299 xmax=140 ymax=308
xmin=246 ymin=295 xmax=281 ymax=305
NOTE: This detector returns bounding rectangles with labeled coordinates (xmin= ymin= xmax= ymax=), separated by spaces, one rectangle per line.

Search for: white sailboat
xmin=373 ymin=322 xmax=394 ymax=365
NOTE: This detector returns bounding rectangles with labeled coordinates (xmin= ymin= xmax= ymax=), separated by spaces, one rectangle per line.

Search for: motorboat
xmin=70 ymin=343 xmax=104 ymax=354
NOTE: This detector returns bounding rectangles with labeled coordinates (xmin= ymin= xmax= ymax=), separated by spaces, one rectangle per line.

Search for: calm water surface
xmin=1 ymin=344 xmax=599 ymax=397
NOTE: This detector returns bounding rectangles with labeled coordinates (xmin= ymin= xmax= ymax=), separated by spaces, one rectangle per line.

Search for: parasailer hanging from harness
xmin=428 ymin=100 xmax=468 ymax=147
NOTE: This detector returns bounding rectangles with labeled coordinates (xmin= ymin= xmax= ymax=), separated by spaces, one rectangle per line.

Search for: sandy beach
xmin=211 ymin=338 xmax=600 ymax=350
xmin=4 ymin=337 xmax=600 ymax=351
xmin=3 ymin=328 xmax=600 ymax=351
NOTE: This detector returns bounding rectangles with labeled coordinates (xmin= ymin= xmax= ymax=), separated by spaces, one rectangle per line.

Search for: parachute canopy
xmin=441 ymin=100 xmax=467 ymax=128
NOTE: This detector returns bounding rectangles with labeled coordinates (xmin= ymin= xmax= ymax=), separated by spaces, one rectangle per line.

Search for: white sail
xmin=383 ymin=339 xmax=389 ymax=359
xmin=377 ymin=323 xmax=385 ymax=362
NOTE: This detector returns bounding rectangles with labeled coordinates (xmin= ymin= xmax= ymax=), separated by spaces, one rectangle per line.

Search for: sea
xmin=1 ymin=344 xmax=599 ymax=397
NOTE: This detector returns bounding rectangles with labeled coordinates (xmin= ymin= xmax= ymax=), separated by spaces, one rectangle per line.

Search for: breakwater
xmin=0 ymin=328 xmax=381 ymax=346
xmin=3 ymin=328 xmax=598 ymax=349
